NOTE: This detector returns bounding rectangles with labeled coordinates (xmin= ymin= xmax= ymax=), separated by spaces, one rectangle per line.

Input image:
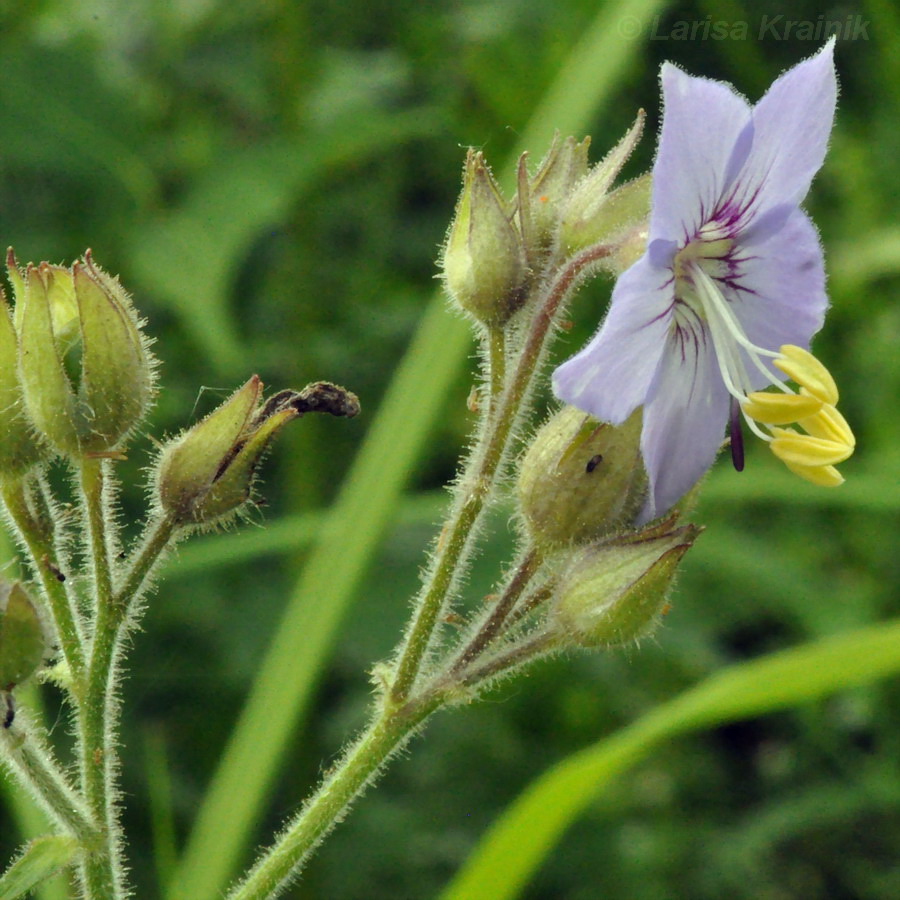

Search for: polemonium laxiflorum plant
xmin=0 ymin=41 xmax=853 ymax=900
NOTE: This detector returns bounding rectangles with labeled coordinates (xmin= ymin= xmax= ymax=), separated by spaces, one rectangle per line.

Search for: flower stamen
xmin=680 ymin=260 xmax=854 ymax=486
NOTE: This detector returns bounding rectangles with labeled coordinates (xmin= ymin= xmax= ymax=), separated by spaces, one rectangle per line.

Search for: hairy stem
xmin=78 ymin=458 xmax=123 ymax=899
xmin=0 ymin=710 xmax=96 ymax=844
xmin=114 ymin=514 xmax=179 ymax=610
xmin=487 ymin=326 xmax=506 ymax=421
xmin=390 ymin=242 xmax=611 ymax=702
xmin=450 ymin=546 xmax=544 ymax=675
xmin=0 ymin=476 xmax=87 ymax=695
xmin=457 ymin=631 xmax=561 ymax=689
xmin=226 ymin=693 xmax=443 ymax=900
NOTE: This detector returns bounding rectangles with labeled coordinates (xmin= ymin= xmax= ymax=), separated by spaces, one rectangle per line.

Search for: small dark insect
xmin=47 ymin=560 xmax=66 ymax=583
xmin=585 ymin=454 xmax=603 ymax=473
xmin=2 ymin=693 xmax=15 ymax=729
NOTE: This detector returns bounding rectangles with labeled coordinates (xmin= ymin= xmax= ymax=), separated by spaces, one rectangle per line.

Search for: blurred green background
xmin=1 ymin=0 xmax=898 ymax=898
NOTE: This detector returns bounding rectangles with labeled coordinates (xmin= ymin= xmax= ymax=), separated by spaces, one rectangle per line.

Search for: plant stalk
xmin=226 ymin=693 xmax=443 ymax=900
xmin=390 ymin=241 xmax=611 ymax=702
xmin=78 ymin=458 xmax=123 ymax=899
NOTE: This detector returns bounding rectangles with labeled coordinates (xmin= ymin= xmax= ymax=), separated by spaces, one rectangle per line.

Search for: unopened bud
xmin=441 ymin=150 xmax=526 ymax=327
xmin=517 ymin=406 xmax=646 ymax=549
xmin=559 ymin=113 xmax=648 ymax=255
xmin=10 ymin=250 xmax=155 ymax=457
xmin=156 ymin=378 xmax=359 ymax=528
xmin=526 ymin=134 xmax=590 ymax=250
xmin=553 ymin=523 xmax=700 ymax=648
xmin=0 ymin=582 xmax=50 ymax=690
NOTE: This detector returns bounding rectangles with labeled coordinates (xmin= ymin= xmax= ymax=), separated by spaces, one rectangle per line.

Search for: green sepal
xmin=75 ymin=259 xmax=152 ymax=452
xmin=0 ymin=296 xmax=44 ymax=476
xmin=553 ymin=524 xmax=701 ymax=648
xmin=442 ymin=149 xmax=526 ymax=327
xmin=157 ymin=376 xmax=262 ymax=524
xmin=0 ymin=583 xmax=48 ymax=689
xmin=517 ymin=405 xmax=646 ymax=549
xmin=199 ymin=407 xmax=297 ymax=522
xmin=16 ymin=265 xmax=80 ymax=456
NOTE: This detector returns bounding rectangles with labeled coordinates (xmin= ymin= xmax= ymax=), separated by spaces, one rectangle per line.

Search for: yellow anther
xmin=742 ymin=390 xmax=822 ymax=425
xmin=798 ymin=402 xmax=856 ymax=448
xmin=774 ymin=345 xmax=839 ymax=405
xmin=769 ymin=427 xmax=854 ymax=467
xmin=780 ymin=459 xmax=845 ymax=488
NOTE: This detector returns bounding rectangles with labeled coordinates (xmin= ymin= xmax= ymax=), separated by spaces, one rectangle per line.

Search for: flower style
xmin=553 ymin=39 xmax=854 ymax=522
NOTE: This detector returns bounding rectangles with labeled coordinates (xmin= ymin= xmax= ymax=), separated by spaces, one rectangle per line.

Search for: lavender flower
xmin=553 ymin=39 xmax=854 ymax=522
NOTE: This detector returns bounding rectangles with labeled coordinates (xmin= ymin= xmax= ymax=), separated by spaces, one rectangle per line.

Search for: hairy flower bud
xmin=9 ymin=250 xmax=155 ymax=457
xmin=156 ymin=378 xmax=359 ymax=528
xmin=553 ymin=523 xmax=700 ymax=648
xmin=0 ymin=582 xmax=50 ymax=690
xmin=441 ymin=150 xmax=526 ymax=327
xmin=525 ymin=134 xmax=590 ymax=250
xmin=559 ymin=113 xmax=648 ymax=255
xmin=0 ymin=290 xmax=46 ymax=476
xmin=517 ymin=406 xmax=646 ymax=549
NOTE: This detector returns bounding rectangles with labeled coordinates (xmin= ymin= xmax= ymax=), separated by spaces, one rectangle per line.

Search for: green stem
xmin=505 ymin=582 xmax=555 ymax=630
xmin=390 ymin=241 xmax=612 ymax=702
xmin=78 ymin=457 xmax=122 ymax=900
xmin=450 ymin=546 xmax=544 ymax=675
xmin=0 ymin=709 xmax=96 ymax=844
xmin=225 ymin=693 xmax=443 ymax=900
xmin=0 ymin=476 xmax=87 ymax=694
xmin=114 ymin=514 xmax=179 ymax=609
xmin=456 ymin=631 xmax=561 ymax=689
xmin=487 ymin=326 xmax=506 ymax=421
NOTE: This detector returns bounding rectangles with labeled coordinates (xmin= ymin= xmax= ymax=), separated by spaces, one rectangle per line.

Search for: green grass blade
xmin=171 ymin=2 xmax=669 ymax=897
xmin=439 ymin=619 xmax=900 ymax=900
xmin=143 ymin=727 xmax=178 ymax=897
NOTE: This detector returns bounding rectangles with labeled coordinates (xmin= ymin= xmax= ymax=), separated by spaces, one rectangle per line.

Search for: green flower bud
xmin=0 ymin=582 xmax=50 ymax=690
xmin=156 ymin=378 xmax=359 ymax=528
xmin=525 ymin=133 xmax=590 ymax=250
xmin=559 ymin=113 xmax=648 ymax=255
xmin=441 ymin=150 xmax=526 ymax=327
xmin=10 ymin=250 xmax=155 ymax=457
xmin=517 ymin=406 xmax=646 ymax=549
xmin=553 ymin=523 xmax=701 ymax=648
xmin=0 ymin=290 xmax=46 ymax=476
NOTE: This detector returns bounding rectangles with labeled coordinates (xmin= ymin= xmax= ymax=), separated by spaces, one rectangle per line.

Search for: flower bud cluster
xmin=440 ymin=118 xmax=651 ymax=329
xmin=1 ymin=250 xmax=156 ymax=470
xmin=515 ymin=406 xmax=700 ymax=651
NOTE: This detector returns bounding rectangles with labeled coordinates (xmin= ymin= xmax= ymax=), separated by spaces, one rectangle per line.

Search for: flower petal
xmin=730 ymin=40 xmax=837 ymax=232
xmin=729 ymin=208 xmax=827 ymax=389
xmin=639 ymin=329 xmax=731 ymax=522
xmin=650 ymin=63 xmax=752 ymax=242
xmin=553 ymin=256 xmax=672 ymax=423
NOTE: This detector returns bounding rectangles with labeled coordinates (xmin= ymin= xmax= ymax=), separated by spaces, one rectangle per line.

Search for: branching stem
xmin=390 ymin=241 xmax=611 ymax=703
xmin=450 ymin=546 xmax=544 ymax=675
